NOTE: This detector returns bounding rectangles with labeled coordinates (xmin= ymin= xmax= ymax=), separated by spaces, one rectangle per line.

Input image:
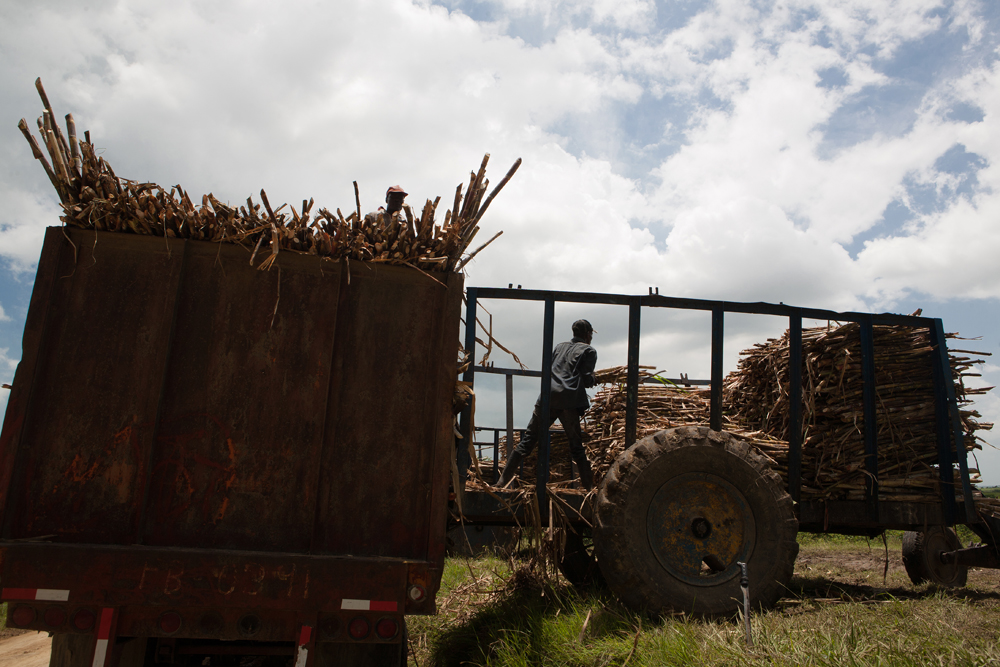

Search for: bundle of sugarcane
xmin=466 ymin=335 xmax=991 ymax=504
xmin=18 ymin=78 xmax=518 ymax=273
xmin=725 ymin=321 xmax=992 ymax=501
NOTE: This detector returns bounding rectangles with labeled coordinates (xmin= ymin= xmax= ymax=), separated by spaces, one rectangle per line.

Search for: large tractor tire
xmin=902 ymin=527 xmax=968 ymax=587
xmin=594 ymin=426 xmax=799 ymax=615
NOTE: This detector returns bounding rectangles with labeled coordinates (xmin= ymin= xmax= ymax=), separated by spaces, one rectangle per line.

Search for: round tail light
xmin=158 ymin=612 xmax=182 ymax=634
xmin=10 ymin=605 xmax=35 ymax=627
xmin=43 ymin=607 xmax=67 ymax=628
xmin=320 ymin=617 xmax=340 ymax=639
xmin=73 ymin=609 xmax=96 ymax=631
xmin=375 ymin=618 xmax=398 ymax=640
xmin=238 ymin=614 xmax=261 ymax=637
xmin=348 ymin=617 xmax=369 ymax=640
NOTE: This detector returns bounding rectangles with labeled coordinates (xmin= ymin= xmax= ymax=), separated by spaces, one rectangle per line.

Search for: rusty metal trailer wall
xmin=0 ymin=226 xmax=460 ymax=564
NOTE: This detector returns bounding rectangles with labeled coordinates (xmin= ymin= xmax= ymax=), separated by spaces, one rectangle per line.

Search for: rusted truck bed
xmin=0 ymin=227 xmax=461 ymax=660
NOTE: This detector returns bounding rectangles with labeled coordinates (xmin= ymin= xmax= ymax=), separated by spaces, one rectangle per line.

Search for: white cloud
xmin=1 ymin=0 xmax=999 ymax=479
xmin=0 ymin=347 xmax=16 ymax=379
xmin=0 ymin=188 xmax=58 ymax=273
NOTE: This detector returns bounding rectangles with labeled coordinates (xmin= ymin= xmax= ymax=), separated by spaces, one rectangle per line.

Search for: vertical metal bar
xmin=537 ymin=299 xmax=555 ymax=514
xmin=929 ymin=322 xmax=955 ymax=525
xmin=493 ymin=429 xmax=500 ymax=483
xmin=625 ymin=298 xmax=642 ymax=448
xmin=931 ymin=320 xmax=973 ymax=523
xmin=788 ymin=312 xmax=803 ymax=503
xmin=458 ymin=288 xmax=478 ymax=482
xmin=505 ymin=373 xmax=514 ymax=465
xmin=859 ymin=316 xmax=880 ymax=522
xmin=710 ymin=307 xmax=724 ymax=432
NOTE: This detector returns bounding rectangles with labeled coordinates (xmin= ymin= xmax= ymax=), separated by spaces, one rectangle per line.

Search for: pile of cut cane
xmin=468 ymin=322 xmax=994 ymax=513
xmin=19 ymin=78 xmax=517 ymax=274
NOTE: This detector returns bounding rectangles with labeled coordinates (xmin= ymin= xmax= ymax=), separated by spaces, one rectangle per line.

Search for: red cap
xmin=386 ymin=185 xmax=408 ymax=196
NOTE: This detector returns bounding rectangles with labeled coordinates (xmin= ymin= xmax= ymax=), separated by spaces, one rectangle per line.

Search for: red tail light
xmin=158 ymin=612 xmax=182 ymax=634
xmin=375 ymin=618 xmax=398 ymax=640
xmin=43 ymin=607 xmax=66 ymax=628
xmin=348 ymin=617 xmax=369 ymax=640
xmin=73 ymin=609 xmax=96 ymax=631
xmin=10 ymin=605 xmax=35 ymax=627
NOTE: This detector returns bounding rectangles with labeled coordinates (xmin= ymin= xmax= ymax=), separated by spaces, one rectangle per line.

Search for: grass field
xmin=408 ymin=532 xmax=1000 ymax=667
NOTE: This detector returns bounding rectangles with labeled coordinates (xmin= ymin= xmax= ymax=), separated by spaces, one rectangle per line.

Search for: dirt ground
xmin=0 ymin=631 xmax=49 ymax=667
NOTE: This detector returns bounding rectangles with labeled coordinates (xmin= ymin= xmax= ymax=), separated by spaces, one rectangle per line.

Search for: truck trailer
xmin=0 ymin=227 xmax=462 ymax=666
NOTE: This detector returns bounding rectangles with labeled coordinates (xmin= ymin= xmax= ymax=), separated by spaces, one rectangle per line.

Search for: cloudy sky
xmin=2 ymin=0 xmax=999 ymax=482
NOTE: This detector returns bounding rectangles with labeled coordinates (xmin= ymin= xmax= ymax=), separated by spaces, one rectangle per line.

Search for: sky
xmin=1 ymin=0 xmax=999 ymax=482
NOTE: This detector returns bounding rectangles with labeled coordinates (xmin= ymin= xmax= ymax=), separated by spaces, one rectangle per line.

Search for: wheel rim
xmin=924 ymin=529 xmax=963 ymax=586
xmin=646 ymin=472 xmax=756 ymax=587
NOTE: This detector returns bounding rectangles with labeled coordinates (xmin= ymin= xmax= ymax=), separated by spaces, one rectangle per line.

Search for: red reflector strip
xmin=91 ymin=608 xmax=115 ymax=667
xmin=341 ymin=599 xmax=397 ymax=612
xmin=294 ymin=625 xmax=311 ymax=667
xmin=2 ymin=588 xmax=70 ymax=601
xmin=97 ymin=608 xmax=114 ymax=640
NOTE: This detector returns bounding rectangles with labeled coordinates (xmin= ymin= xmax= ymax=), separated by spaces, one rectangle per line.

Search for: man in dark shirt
xmin=496 ymin=319 xmax=598 ymax=490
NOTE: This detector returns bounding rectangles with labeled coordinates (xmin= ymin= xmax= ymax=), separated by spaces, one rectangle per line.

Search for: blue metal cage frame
xmin=459 ymin=286 xmax=976 ymax=526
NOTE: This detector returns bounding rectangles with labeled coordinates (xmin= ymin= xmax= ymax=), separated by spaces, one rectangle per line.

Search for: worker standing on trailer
xmin=365 ymin=185 xmax=409 ymax=226
xmin=496 ymin=319 xmax=598 ymax=490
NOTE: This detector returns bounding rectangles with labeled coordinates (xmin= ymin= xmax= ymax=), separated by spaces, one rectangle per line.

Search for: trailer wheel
xmin=902 ymin=527 xmax=968 ymax=587
xmin=593 ymin=426 xmax=798 ymax=615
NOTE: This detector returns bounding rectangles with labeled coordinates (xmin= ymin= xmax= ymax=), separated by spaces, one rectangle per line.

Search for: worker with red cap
xmin=365 ymin=185 xmax=409 ymax=229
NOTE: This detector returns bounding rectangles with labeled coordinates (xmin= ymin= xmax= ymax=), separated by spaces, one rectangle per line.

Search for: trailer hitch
xmin=940 ymin=545 xmax=1000 ymax=569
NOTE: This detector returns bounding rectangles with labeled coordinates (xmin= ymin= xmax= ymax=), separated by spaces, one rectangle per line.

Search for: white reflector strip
xmin=91 ymin=639 xmax=109 ymax=667
xmin=341 ymin=599 xmax=370 ymax=611
xmin=294 ymin=646 xmax=308 ymax=667
xmin=35 ymin=589 xmax=70 ymax=602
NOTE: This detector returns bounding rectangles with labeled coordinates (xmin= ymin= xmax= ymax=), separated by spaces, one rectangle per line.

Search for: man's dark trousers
xmin=515 ymin=404 xmax=587 ymax=461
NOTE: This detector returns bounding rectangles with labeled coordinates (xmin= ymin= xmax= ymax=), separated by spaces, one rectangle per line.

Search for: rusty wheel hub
xmin=646 ymin=472 xmax=756 ymax=586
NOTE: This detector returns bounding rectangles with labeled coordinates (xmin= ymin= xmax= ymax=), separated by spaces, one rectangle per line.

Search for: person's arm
xmin=579 ymin=346 xmax=598 ymax=388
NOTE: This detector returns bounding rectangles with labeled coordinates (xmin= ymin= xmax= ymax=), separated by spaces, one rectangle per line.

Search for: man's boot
xmin=575 ymin=454 xmax=595 ymax=491
xmin=496 ymin=450 xmax=523 ymax=488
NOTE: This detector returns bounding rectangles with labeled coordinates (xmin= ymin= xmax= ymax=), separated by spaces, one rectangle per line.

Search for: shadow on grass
xmin=783 ymin=574 xmax=1000 ymax=607
xmin=429 ymin=584 xmax=640 ymax=667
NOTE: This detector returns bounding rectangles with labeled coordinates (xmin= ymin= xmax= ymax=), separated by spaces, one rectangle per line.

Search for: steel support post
xmin=788 ymin=312 xmax=803 ymax=503
xmin=930 ymin=319 xmax=974 ymax=523
xmin=710 ymin=307 xmax=724 ymax=432
xmin=505 ymin=373 xmax=514 ymax=470
xmin=859 ymin=317 xmax=880 ymax=522
xmin=458 ymin=289 xmax=478 ymax=482
xmin=537 ymin=299 xmax=555 ymax=515
xmin=625 ymin=299 xmax=641 ymax=448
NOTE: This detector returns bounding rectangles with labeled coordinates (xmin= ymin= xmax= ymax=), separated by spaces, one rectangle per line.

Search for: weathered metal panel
xmin=0 ymin=543 xmax=405 ymax=611
xmin=0 ymin=228 xmax=63 ymax=526
xmin=0 ymin=226 xmax=461 ymax=569
xmin=143 ymin=242 xmax=341 ymax=552
xmin=313 ymin=262 xmax=462 ymax=559
xmin=5 ymin=230 xmax=185 ymax=543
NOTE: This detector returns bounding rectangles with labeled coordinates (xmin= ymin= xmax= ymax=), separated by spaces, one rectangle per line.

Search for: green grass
xmin=409 ymin=540 xmax=1000 ymax=667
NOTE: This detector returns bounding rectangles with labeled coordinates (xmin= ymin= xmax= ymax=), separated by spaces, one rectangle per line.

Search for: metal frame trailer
xmin=456 ymin=286 xmax=1000 ymax=601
